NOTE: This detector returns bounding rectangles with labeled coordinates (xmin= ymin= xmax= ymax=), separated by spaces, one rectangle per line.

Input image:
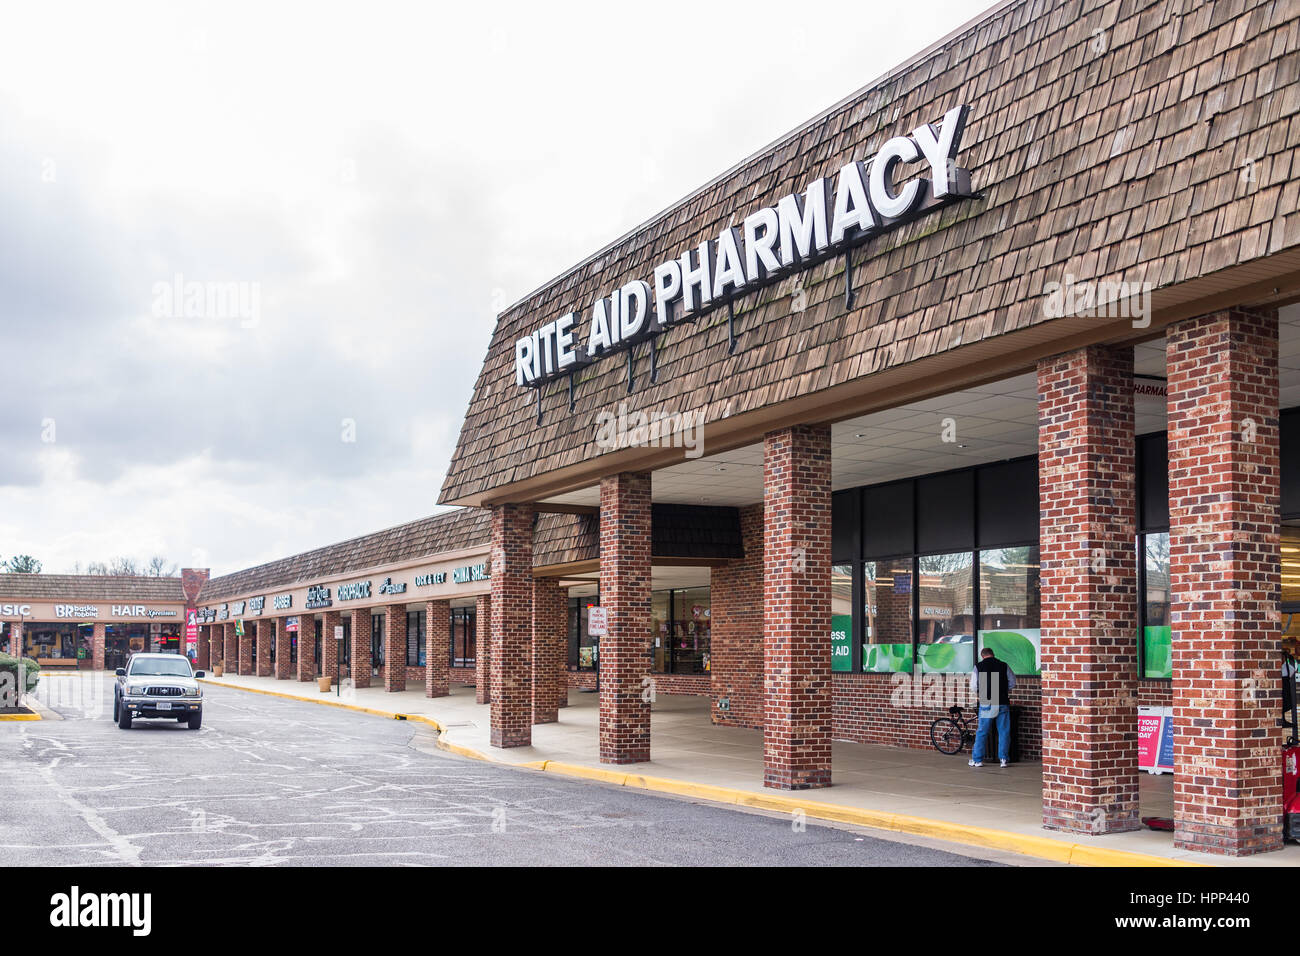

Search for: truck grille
xmin=145 ymin=686 xmax=183 ymax=697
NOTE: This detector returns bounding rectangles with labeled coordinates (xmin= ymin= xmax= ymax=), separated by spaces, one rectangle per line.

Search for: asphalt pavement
xmin=0 ymin=674 xmax=1019 ymax=866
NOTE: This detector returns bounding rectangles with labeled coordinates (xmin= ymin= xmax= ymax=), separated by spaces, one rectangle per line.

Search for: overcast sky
xmin=0 ymin=0 xmax=992 ymax=577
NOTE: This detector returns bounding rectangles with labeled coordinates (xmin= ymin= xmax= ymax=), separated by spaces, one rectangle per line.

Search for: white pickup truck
xmin=113 ymin=652 xmax=204 ymax=730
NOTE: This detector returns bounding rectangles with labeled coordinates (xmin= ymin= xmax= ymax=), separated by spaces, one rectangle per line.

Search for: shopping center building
xmin=436 ymin=0 xmax=1300 ymax=857
xmin=2 ymin=0 xmax=1297 ymax=859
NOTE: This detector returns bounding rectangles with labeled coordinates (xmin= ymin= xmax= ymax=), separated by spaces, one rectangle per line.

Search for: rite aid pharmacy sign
xmin=514 ymin=106 xmax=974 ymax=389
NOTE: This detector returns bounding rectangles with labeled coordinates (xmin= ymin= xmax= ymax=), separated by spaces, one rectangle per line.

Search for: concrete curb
xmin=199 ymin=677 xmax=1205 ymax=868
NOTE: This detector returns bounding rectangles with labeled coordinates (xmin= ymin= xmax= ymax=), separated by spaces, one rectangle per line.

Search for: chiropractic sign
xmin=514 ymin=105 xmax=973 ymax=389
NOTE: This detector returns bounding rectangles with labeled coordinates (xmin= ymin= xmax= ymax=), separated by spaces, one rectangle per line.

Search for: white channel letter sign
xmin=513 ymin=106 xmax=973 ymax=388
xmin=0 ymin=603 xmax=32 ymax=616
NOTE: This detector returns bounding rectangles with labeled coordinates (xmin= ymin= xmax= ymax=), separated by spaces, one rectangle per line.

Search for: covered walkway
xmin=198 ymin=673 xmax=1299 ymax=867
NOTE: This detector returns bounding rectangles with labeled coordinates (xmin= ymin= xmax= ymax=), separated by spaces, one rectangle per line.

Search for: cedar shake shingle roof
xmin=0 ymin=574 xmax=187 ymax=603
xmin=201 ymin=508 xmax=490 ymax=602
xmin=440 ymin=0 xmax=1300 ymax=506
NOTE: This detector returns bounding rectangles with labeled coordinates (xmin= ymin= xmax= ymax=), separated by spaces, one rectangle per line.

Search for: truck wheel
xmin=118 ymin=707 xmax=132 ymax=729
xmin=112 ymin=696 xmax=119 ymax=722
xmin=187 ymin=712 xmax=202 ymax=730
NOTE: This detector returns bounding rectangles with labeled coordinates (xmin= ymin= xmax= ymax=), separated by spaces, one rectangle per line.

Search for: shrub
xmin=0 ymin=652 xmax=41 ymax=696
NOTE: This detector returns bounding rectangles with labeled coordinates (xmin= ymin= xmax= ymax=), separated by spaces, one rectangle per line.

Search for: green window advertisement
xmin=1142 ymin=625 xmax=1172 ymax=679
xmin=831 ymin=615 xmax=852 ymax=672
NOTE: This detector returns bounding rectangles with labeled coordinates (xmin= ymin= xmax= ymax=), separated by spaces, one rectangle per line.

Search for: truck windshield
xmin=128 ymin=658 xmax=192 ymax=678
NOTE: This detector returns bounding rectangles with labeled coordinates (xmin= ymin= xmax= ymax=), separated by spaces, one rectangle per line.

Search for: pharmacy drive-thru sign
xmin=513 ymin=105 xmax=974 ymax=388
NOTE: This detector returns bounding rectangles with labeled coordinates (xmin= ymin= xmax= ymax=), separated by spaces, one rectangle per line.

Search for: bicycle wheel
xmin=930 ymin=717 xmax=964 ymax=755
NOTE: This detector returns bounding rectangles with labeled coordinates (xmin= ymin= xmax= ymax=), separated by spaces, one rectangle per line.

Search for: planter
xmin=213 ymin=664 xmax=224 ymax=677
xmin=318 ymin=676 xmax=332 ymax=693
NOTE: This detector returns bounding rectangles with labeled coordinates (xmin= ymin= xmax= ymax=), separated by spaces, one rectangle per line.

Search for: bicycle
xmin=930 ymin=705 xmax=975 ymax=755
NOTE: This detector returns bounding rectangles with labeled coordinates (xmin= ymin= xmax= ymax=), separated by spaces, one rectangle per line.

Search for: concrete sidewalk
xmin=198 ymin=672 xmax=1300 ymax=867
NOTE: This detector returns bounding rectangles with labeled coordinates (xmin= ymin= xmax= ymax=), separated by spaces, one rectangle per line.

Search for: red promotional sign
xmin=185 ymin=607 xmax=198 ymax=662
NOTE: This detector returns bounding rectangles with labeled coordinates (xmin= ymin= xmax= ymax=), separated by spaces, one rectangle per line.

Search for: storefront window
xmin=648 ymin=588 xmax=710 ymax=674
xmin=831 ymin=564 xmax=852 ymax=672
xmin=569 ymin=598 xmax=598 ymax=670
xmin=450 ymin=607 xmax=476 ymax=667
xmin=406 ymin=610 xmax=426 ymax=667
xmin=1141 ymin=532 xmax=1171 ymax=678
xmin=1284 ymin=525 xmax=1300 ymax=661
xmin=863 ymin=557 xmax=913 ymax=672
xmin=917 ymin=552 xmax=974 ymax=674
xmin=978 ymin=546 xmax=1041 ymax=676
xmin=24 ymin=622 xmax=80 ymax=661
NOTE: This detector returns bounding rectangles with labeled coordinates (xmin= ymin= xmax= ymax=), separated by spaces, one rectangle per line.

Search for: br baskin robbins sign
xmin=513 ymin=105 xmax=976 ymax=406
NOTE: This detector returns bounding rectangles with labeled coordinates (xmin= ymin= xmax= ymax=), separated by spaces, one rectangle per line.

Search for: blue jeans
xmin=971 ymin=704 xmax=1010 ymax=764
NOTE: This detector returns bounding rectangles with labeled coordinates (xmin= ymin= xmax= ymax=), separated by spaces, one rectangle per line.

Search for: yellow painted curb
xmin=200 ymin=678 xmax=1204 ymax=868
xmin=0 ymin=712 xmax=41 ymax=721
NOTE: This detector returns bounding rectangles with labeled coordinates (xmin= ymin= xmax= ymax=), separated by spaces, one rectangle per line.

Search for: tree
xmin=108 ymin=556 xmax=138 ymax=576
xmin=145 ymin=555 xmax=177 ymax=577
xmin=4 ymin=555 xmax=42 ymax=573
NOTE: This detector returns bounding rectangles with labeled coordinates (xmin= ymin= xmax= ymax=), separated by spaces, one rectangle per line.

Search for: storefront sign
xmin=337 ymin=581 xmax=371 ymax=601
xmin=55 ymin=604 xmax=99 ymax=619
xmin=217 ymin=604 xmax=230 ymax=621
xmin=247 ymin=596 xmax=266 ymax=615
xmin=196 ymin=607 xmax=217 ymax=624
xmin=513 ymin=105 xmax=973 ymax=388
xmin=1138 ymin=706 xmax=1175 ymax=774
xmin=285 ymin=616 xmax=300 ymax=632
xmin=231 ymin=601 xmax=245 ymax=615
xmin=273 ymin=594 xmax=293 ymax=611
xmin=452 ymin=563 xmax=488 ymax=584
xmin=377 ymin=577 xmax=407 ymax=595
xmin=306 ymin=586 xmax=332 ymax=610
xmin=831 ymin=614 xmax=852 ymax=673
xmin=185 ymin=608 xmax=198 ymax=661
xmin=415 ymin=572 xmax=447 ymax=587
xmin=0 ymin=603 xmax=31 ymax=616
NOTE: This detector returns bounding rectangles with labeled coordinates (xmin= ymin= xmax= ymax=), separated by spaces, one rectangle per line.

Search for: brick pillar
xmin=1038 ymin=345 xmax=1139 ymax=834
xmin=383 ymin=604 xmax=406 ymax=692
xmin=92 ymin=622 xmax=106 ymax=671
xmin=711 ymin=503 xmax=765 ymax=729
xmin=490 ymin=504 xmax=534 ymax=748
xmin=599 ymin=473 xmax=652 ymax=764
xmin=297 ymin=615 xmax=316 ymax=682
xmin=209 ymin=627 xmax=222 ymax=670
xmin=257 ymin=619 xmax=274 ymax=677
xmin=532 ymin=577 xmax=566 ymax=724
xmin=763 ymin=425 xmax=832 ymax=790
xmin=238 ymin=623 xmax=253 ymax=676
xmin=1168 ymin=308 xmax=1282 ymax=855
xmin=322 ymin=610 xmax=340 ymax=682
xmin=351 ymin=611 xmax=372 ymax=689
xmin=224 ymin=623 xmax=238 ymax=674
xmin=274 ymin=617 xmax=292 ymax=679
xmin=475 ymin=594 xmax=492 ymax=704
xmin=425 ymin=600 xmax=450 ymax=698
xmin=196 ymin=625 xmax=210 ymax=670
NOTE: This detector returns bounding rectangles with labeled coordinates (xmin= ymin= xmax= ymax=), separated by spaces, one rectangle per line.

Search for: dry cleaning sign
xmin=514 ymin=105 xmax=974 ymax=389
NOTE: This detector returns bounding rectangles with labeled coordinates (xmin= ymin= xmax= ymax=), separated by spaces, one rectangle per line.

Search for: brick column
xmin=490 ymin=504 xmax=534 ymax=748
xmin=238 ymin=623 xmax=253 ymax=676
xmin=1168 ymin=308 xmax=1282 ymax=856
xmin=224 ymin=623 xmax=238 ymax=674
xmin=209 ymin=627 xmax=222 ymax=670
xmin=383 ymin=604 xmax=406 ymax=692
xmin=711 ymin=503 xmax=765 ymax=728
xmin=92 ymin=622 xmax=106 ymax=671
xmin=351 ymin=611 xmax=372 ymax=689
xmin=475 ymin=595 xmax=492 ymax=704
xmin=425 ymin=600 xmax=450 ymax=698
xmin=1038 ymin=345 xmax=1139 ymax=834
xmin=532 ymin=577 xmax=566 ymax=724
xmin=763 ymin=425 xmax=832 ymax=789
xmin=297 ymin=615 xmax=316 ymax=682
xmin=257 ymin=619 xmax=274 ymax=677
xmin=196 ymin=625 xmax=210 ymax=670
xmin=322 ymin=610 xmax=341 ymax=682
xmin=275 ymin=617 xmax=292 ymax=679
xmin=599 ymin=473 xmax=652 ymax=764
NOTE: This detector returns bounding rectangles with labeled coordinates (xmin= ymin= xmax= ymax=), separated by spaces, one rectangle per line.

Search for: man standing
xmin=969 ymin=646 xmax=1015 ymax=768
